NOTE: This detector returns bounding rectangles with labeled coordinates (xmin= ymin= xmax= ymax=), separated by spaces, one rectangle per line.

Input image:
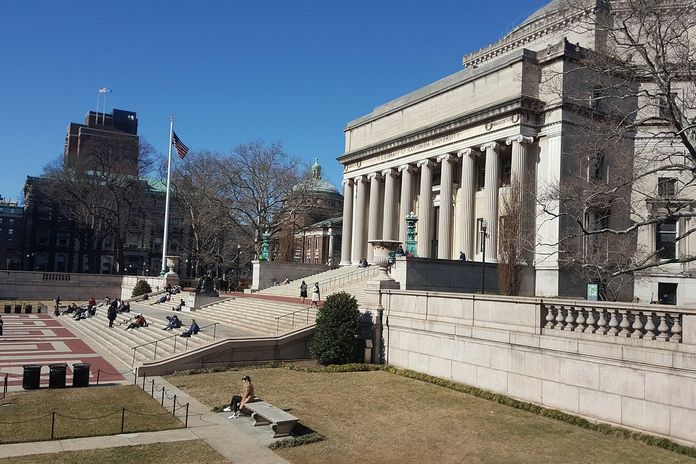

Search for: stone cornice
xmin=462 ymin=2 xmax=597 ymax=68
xmin=337 ymin=96 xmax=544 ymax=166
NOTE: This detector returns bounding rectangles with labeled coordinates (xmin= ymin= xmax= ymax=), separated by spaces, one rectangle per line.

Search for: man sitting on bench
xmin=224 ymin=375 xmax=255 ymax=418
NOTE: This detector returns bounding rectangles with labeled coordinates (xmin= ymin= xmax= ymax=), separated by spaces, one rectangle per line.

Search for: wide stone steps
xmin=194 ymin=298 xmax=318 ymax=335
xmin=58 ymin=309 xmax=215 ymax=369
xmin=258 ymin=266 xmax=377 ymax=303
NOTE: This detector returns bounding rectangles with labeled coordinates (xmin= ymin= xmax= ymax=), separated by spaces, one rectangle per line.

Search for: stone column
xmin=481 ymin=142 xmax=501 ymax=262
xmin=417 ymin=159 xmax=435 ymax=258
xmin=352 ymin=176 xmax=368 ymax=265
xmin=398 ymin=164 xmax=415 ymax=246
xmin=367 ymin=172 xmax=383 ymax=262
xmin=328 ymin=227 xmax=335 ymax=266
xmin=437 ymin=153 xmax=454 ymax=259
xmin=339 ymin=179 xmax=354 ymax=266
xmin=506 ymin=135 xmax=534 ymax=198
xmin=382 ymin=168 xmax=398 ymax=240
xmin=457 ymin=148 xmax=475 ymax=260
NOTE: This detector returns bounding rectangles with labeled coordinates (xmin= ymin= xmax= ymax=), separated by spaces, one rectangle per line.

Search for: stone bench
xmin=244 ymin=400 xmax=299 ymax=438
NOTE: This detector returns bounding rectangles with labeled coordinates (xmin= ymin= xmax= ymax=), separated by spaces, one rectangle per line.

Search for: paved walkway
xmin=0 ymin=375 xmax=289 ymax=464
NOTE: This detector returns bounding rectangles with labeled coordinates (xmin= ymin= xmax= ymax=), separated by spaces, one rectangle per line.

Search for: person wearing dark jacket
xmin=181 ymin=319 xmax=200 ymax=337
xmin=107 ymin=304 xmax=117 ymax=328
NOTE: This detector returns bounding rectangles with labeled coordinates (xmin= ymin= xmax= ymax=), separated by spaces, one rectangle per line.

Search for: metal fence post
xmin=172 ymin=395 xmax=177 ymax=414
xmin=51 ymin=411 xmax=55 ymax=440
xmin=173 ymin=335 xmax=177 ymax=353
xmin=161 ymin=387 xmax=165 ymax=406
xmin=213 ymin=324 xmax=217 ymax=340
xmin=142 ymin=374 xmax=146 ymax=390
xmin=96 ymin=369 xmax=101 ymax=386
xmin=185 ymin=403 xmax=189 ymax=428
xmin=121 ymin=408 xmax=125 ymax=433
xmin=151 ymin=380 xmax=155 ymax=397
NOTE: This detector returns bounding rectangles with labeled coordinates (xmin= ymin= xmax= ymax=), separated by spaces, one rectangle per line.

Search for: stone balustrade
xmin=543 ymin=302 xmax=684 ymax=343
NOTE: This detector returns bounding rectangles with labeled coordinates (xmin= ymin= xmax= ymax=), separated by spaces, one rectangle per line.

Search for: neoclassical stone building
xmin=338 ymin=0 xmax=696 ymax=301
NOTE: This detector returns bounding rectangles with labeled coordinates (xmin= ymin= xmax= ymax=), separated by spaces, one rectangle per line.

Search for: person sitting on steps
xmin=172 ymin=299 xmax=185 ymax=311
xmin=125 ymin=314 xmax=147 ymax=330
xmin=163 ymin=315 xmax=182 ymax=330
xmin=180 ymin=319 xmax=199 ymax=337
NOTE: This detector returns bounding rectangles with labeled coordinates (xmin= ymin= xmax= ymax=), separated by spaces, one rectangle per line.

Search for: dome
xmin=293 ymin=158 xmax=340 ymax=195
xmin=509 ymin=0 xmax=594 ymax=35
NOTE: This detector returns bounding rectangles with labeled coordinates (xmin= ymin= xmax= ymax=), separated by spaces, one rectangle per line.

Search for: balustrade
xmin=542 ymin=303 xmax=684 ymax=342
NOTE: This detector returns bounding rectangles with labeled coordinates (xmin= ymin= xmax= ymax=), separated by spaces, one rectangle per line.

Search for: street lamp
xmin=480 ymin=220 xmax=489 ymax=294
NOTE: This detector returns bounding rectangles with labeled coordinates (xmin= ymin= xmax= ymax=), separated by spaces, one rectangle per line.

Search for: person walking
xmin=300 ymin=281 xmax=308 ymax=304
xmin=107 ymin=303 xmax=117 ymax=328
xmin=311 ymin=282 xmax=320 ymax=307
xmin=53 ymin=297 xmax=61 ymax=316
xmin=224 ymin=375 xmax=256 ymax=418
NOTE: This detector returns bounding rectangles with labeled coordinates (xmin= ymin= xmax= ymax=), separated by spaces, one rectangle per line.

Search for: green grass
xmin=167 ymin=364 xmax=696 ymax=464
xmin=0 ymin=385 xmax=182 ymax=444
xmin=0 ymin=440 xmax=229 ymax=464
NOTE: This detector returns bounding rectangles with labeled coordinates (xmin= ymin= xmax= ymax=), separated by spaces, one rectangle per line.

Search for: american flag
xmin=172 ymin=131 xmax=189 ymax=159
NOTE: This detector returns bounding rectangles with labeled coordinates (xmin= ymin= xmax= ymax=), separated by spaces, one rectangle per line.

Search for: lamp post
xmin=480 ymin=220 xmax=488 ymax=294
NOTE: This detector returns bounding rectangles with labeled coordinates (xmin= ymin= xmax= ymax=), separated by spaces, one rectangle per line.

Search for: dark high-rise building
xmin=0 ymin=196 xmax=24 ymax=270
xmin=64 ymin=108 xmax=139 ymax=174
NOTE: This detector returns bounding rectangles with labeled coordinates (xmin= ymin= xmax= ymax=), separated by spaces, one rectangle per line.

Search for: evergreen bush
xmin=309 ymin=291 xmax=360 ymax=365
xmin=132 ymin=279 xmax=152 ymax=297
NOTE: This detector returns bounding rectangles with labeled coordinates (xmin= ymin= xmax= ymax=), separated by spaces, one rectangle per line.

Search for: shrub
xmin=309 ymin=292 xmax=360 ymax=365
xmin=132 ymin=279 xmax=152 ymax=297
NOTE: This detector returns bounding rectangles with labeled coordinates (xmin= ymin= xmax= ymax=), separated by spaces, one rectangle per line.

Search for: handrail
xmin=319 ymin=265 xmax=378 ymax=295
xmin=274 ymin=306 xmax=316 ymax=334
xmin=130 ymin=322 xmax=219 ymax=367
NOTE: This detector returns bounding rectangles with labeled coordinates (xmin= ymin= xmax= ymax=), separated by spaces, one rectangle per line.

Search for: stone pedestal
xmin=363 ymin=240 xmax=402 ymax=364
xmin=164 ymin=256 xmax=180 ymax=287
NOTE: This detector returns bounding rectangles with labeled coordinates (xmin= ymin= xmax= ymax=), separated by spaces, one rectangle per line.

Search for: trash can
xmin=72 ymin=363 xmax=91 ymax=388
xmin=48 ymin=363 xmax=68 ymax=388
xmin=22 ymin=365 xmax=42 ymax=390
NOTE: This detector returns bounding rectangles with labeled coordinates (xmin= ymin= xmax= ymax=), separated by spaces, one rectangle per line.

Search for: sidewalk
xmin=0 ymin=375 xmax=289 ymax=464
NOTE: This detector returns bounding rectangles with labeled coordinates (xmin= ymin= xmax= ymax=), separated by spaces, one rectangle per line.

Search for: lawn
xmin=0 ymin=440 xmax=228 ymax=464
xmin=167 ymin=367 xmax=696 ymax=464
xmin=0 ymin=385 xmax=182 ymax=443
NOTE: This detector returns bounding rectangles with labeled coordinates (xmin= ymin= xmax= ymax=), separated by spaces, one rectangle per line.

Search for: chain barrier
xmin=137 ymin=374 xmax=190 ymax=428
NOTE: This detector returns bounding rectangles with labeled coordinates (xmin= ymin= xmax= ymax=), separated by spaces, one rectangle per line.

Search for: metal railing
xmin=130 ymin=322 xmax=219 ymax=367
xmin=319 ymin=265 xmax=379 ymax=296
xmin=275 ymin=307 xmax=316 ymax=334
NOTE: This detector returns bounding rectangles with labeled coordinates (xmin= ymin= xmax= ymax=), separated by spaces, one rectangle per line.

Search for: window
xmin=590 ymin=152 xmax=606 ymax=180
xmin=500 ymin=153 xmax=511 ymax=187
xmin=658 ymin=177 xmax=677 ymax=198
xmin=8 ymin=219 xmax=14 ymax=225
xmin=658 ymin=92 xmax=679 ymax=119
xmin=8 ymin=228 xmax=13 ymax=236
xmin=657 ymin=282 xmax=677 ymax=305
xmin=656 ymin=219 xmax=677 ymax=260
xmin=476 ymin=158 xmax=485 ymax=191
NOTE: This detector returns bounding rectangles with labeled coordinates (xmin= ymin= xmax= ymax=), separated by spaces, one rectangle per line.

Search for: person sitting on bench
xmin=224 ymin=375 xmax=255 ymax=418
xmin=180 ymin=319 xmax=199 ymax=337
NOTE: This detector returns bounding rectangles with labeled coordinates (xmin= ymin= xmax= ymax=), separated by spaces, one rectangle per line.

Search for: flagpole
xmin=95 ymin=90 xmax=101 ymax=126
xmin=161 ymin=114 xmax=175 ymax=275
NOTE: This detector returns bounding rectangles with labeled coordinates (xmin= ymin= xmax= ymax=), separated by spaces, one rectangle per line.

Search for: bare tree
xmin=172 ymin=150 xmax=241 ymax=277
xmin=535 ymin=0 xmax=696 ymax=292
xmin=215 ymin=141 xmax=309 ymax=258
xmin=42 ymin=138 xmax=155 ymax=273
xmin=498 ymin=181 xmax=529 ymax=295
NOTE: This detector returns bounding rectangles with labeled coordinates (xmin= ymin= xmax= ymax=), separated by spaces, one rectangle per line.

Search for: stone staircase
xmin=58 ymin=308 xmax=217 ymax=370
xmin=192 ymin=297 xmax=317 ymax=335
xmin=258 ymin=265 xmax=379 ymax=303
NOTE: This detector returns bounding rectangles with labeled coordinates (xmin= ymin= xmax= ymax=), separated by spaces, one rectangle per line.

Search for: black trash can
xmin=72 ymin=363 xmax=91 ymax=388
xmin=48 ymin=363 xmax=68 ymax=388
xmin=22 ymin=365 xmax=42 ymax=390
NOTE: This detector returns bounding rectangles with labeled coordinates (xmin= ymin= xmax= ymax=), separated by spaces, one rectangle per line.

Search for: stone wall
xmin=137 ymin=326 xmax=314 ymax=376
xmin=0 ymin=270 xmax=166 ymax=301
xmin=380 ymin=290 xmax=696 ymax=444
xmin=392 ymin=256 xmax=500 ymax=294
xmin=251 ymin=260 xmax=329 ymax=291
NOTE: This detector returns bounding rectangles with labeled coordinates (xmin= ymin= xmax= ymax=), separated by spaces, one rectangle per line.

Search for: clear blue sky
xmin=0 ymin=0 xmax=549 ymax=202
